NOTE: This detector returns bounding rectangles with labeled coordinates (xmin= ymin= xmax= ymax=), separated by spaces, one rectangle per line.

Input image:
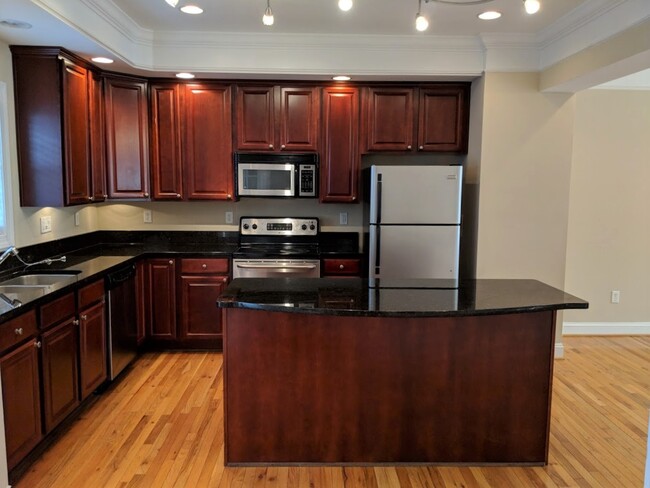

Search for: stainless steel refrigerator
xmin=367 ymin=165 xmax=463 ymax=288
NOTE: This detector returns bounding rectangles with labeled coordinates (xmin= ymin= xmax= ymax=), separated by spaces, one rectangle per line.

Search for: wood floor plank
xmin=12 ymin=337 xmax=650 ymax=488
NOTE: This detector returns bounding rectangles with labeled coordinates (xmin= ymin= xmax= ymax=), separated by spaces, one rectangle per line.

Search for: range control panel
xmin=240 ymin=217 xmax=319 ymax=236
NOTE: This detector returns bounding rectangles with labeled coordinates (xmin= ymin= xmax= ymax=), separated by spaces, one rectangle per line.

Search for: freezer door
xmin=369 ymin=165 xmax=462 ymax=224
xmin=369 ymin=225 xmax=460 ymax=281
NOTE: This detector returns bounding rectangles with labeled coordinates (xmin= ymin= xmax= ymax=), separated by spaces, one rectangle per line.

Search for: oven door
xmin=233 ymin=259 xmax=320 ymax=279
xmin=237 ymin=163 xmax=295 ymax=197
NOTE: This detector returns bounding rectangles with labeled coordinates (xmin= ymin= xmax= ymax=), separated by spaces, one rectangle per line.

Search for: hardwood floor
xmin=13 ymin=336 xmax=650 ymax=487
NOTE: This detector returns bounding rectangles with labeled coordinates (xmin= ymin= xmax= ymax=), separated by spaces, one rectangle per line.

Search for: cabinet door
xmin=184 ymin=84 xmax=234 ymax=200
xmin=279 ymin=87 xmax=320 ymax=151
xmin=321 ymin=87 xmax=359 ymax=203
xmin=41 ymin=318 xmax=80 ymax=433
xmin=104 ymin=75 xmax=150 ymax=199
xmin=418 ymin=85 xmax=469 ymax=153
xmin=179 ymin=275 xmax=228 ymax=342
xmin=136 ymin=260 xmax=147 ymax=345
xmin=79 ymin=300 xmax=107 ymax=400
xmin=151 ymin=83 xmax=183 ymax=200
xmin=147 ymin=259 xmax=177 ymax=340
xmin=89 ymin=70 xmax=107 ymax=202
xmin=235 ymin=85 xmax=275 ymax=151
xmin=62 ymin=60 xmax=91 ymax=205
xmin=1 ymin=339 xmax=42 ymax=471
xmin=364 ymin=87 xmax=415 ymax=151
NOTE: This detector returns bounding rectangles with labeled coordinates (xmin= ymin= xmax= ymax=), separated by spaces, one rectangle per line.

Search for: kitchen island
xmin=218 ymin=278 xmax=587 ymax=466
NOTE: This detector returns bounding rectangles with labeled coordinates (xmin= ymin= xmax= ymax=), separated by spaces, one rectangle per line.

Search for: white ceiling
xmin=0 ymin=0 xmax=647 ymax=88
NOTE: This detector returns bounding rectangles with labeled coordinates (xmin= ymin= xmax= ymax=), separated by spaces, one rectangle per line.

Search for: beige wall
xmin=475 ymin=72 xmax=576 ymax=290
xmin=0 ymin=41 xmax=100 ymax=248
xmin=564 ymin=89 xmax=650 ymax=324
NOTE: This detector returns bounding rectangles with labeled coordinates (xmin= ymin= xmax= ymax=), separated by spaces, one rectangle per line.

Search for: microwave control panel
xmin=298 ymin=164 xmax=317 ymax=197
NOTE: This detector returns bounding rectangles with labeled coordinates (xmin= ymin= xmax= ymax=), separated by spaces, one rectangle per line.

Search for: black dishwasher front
xmin=106 ymin=264 xmax=137 ymax=380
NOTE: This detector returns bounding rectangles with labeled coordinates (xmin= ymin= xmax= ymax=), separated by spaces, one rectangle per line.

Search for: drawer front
xmin=0 ymin=311 xmax=38 ymax=355
xmin=78 ymin=279 xmax=105 ymax=309
xmin=180 ymin=258 xmax=229 ymax=275
xmin=40 ymin=292 xmax=76 ymax=330
xmin=322 ymin=259 xmax=361 ymax=276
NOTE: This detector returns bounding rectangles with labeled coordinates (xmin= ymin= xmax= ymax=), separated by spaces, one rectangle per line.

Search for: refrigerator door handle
xmin=376 ymin=178 xmax=382 ymax=224
xmin=375 ymin=225 xmax=381 ymax=274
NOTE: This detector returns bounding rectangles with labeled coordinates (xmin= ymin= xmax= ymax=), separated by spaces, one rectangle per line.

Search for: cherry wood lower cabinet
xmin=0 ymin=337 xmax=42 ymax=471
xmin=79 ymin=300 xmax=107 ymax=401
xmin=41 ymin=318 xmax=80 ymax=433
xmin=147 ymin=259 xmax=177 ymax=341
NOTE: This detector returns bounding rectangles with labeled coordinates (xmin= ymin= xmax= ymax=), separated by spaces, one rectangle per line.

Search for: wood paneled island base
xmin=223 ymin=308 xmax=557 ymax=466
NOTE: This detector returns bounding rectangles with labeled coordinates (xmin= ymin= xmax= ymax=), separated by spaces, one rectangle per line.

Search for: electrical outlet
xmin=611 ymin=290 xmax=620 ymax=304
xmin=40 ymin=216 xmax=52 ymax=234
xmin=225 ymin=211 xmax=233 ymax=224
xmin=339 ymin=212 xmax=348 ymax=225
xmin=74 ymin=211 xmax=80 ymax=227
xmin=143 ymin=210 xmax=152 ymax=223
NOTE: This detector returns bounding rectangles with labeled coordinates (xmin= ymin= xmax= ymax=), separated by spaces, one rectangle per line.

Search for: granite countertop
xmin=217 ymin=278 xmax=589 ymax=317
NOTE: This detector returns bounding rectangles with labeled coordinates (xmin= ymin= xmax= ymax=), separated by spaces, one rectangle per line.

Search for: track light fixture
xmin=415 ymin=0 xmax=429 ymax=32
xmin=262 ymin=0 xmax=274 ymax=26
xmin=338 ymin=0 xmax=353 ymax=12
xmin=524 ymin=0 xmax=541 ymax=14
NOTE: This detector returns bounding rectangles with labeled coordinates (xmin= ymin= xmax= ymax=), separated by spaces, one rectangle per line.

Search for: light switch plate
xmin=225 ymin=211 xmax=233 ymax=224
xmin=74 ymin=212 xmax=80 ymax=227
xmin=143 ymin=210 xmax=152 ymax=223
xmin=339 ymin=212 xmax=348 ymax=225
xmin=40 ymin=216 xmax=52 ymax=234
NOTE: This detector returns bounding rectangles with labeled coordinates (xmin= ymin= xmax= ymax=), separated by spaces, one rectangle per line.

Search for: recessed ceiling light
xmin=180 ymin=5 xmax=203 ymax=14
xmin=478 ymin=11 xmax=501 ymax=20
xmin=333 ymin=76 xmax=351 ymax=81
xmin=91 ymin=57 xmax=114 ymax=64
xmin=176 ymin=72 xmax=195 ymax=79
xmin=338 ymin=0 xmax=353 ymax=11
xmin=0 ymin=19 xmax=32 ymax=29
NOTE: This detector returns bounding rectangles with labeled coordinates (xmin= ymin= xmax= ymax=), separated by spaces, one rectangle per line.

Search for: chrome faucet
xmin=0 ymin=246 xmax=18 ymax=266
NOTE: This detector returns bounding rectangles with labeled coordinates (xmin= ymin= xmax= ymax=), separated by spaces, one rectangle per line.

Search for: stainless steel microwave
xmin=234 ymin=153 xmax=318 ymax=198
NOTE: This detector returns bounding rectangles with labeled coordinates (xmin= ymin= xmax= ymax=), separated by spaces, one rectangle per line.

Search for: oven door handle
xmin=236 ymin=263 xmax=318 ymax=270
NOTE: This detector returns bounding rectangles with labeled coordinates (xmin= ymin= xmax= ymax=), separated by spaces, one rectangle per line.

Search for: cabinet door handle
xmin=419 ymin=145 xmax=424 ymax=150
xmin=202 ymin=264 xmax=207 ymax=269
xmin=144 ymin=192 xmax=149 ymax=198
xmin=34 ymin=341 xmax=42 ymax=349
xmin=73 ymin=319 xmax=80 ymax=325
xmin=176 ymin=193 xmax=181 ymax=198
xmin=14 ymin=327 xmax=23 ymax=336
xmin=281 ymin=144 xmax=286 ymax=149
xmin=268 ymin=144 xmax=274 ymax=149
xmin=168 ymin=260 xmax=173 ymax=265
xmin=407 ymin=145 xmax=412 ymax=150
xmin=339 ymin=264 xmax=345 ymax=270
xmin=81 ymin=315 xmax=88 ymax=321
xmin=89 ymin=196 xmax=94 ymax=202
xmin=103 ymin=194 xmax=108 ymax=199
xmin=227 ymin=194 xmax=232 ymax=200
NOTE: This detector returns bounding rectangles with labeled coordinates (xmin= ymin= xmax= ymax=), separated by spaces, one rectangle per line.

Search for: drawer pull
xmin=81 ymin=315 xmax=88 ymax=321
xmin=35 ymin=341 xmax=41 ymax=349
xmin=339 ymin=264 xmax=345 ymax=270
xmin=202 ymin=264 xmax=207 ymax=269
xmin=169 ymin=260 xmax=174 ymax=265
xmin=14 ymin=327 xmax=23 ymax=336
xmin=73 ymin=319 xmax=80 ymax=326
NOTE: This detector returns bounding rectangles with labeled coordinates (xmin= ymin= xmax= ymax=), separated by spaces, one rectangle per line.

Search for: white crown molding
xmin=480 ymin=33 xmax=539 ymax=72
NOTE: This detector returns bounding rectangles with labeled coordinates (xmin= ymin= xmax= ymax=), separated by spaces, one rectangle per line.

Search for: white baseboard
xmin=563 ymin=322 xmax=650 ymax=335
xmin=555 ymin=343 xmax=565 ymax=359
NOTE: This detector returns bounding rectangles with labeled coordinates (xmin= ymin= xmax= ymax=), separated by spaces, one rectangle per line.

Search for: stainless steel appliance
xmin=233 ymin=217 xmax=320 ymax=278
xmin=106 ymin=265 xmax=138 ymax=380
xmin=234 ymin=153 xmax=318 ymax=198
xmin=366 ymin=165 xmax=463 ymax=288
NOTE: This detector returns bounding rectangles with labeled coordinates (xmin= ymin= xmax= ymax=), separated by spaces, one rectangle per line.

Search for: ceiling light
xmin=333 ymin=75 xmax=351 ymax=81
xmin=338 ymin=0 xmax=353 ymax=12
xmin=478 ymin=11 xmax=501 ymax=20
xmin=524 ymin=0 xmax=540 ymax=14
xmin=263 ymin=0 xmax=274 ymax=26
xmin=165 ymin=0 xmax=179 ymax=6
xmin=91 ymin=57 xmax=114 ymax=64
xmin=176 ymin=72 xmax=195 ymax=79
xmin=180 ymin=5 xmax=203 ymax=14
xmin=415 ymin=0 xmax=429 ymax=32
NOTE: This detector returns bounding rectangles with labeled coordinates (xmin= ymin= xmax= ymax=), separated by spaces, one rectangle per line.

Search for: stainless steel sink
xmin=0 ymin=273 xmax=79 ymax=287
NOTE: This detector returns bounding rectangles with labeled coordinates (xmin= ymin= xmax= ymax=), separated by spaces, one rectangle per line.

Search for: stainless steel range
xmin=232 ymin=217 xmax=321 ymax=279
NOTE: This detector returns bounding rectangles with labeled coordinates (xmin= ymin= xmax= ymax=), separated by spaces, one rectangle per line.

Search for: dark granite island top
xmin=217 ymin=278 xmax=588 ymax=317
xmin=219 ymin=278 xmax=587 ymax=466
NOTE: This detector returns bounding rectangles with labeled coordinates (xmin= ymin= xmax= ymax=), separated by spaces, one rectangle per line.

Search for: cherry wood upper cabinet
xmin=363 ymin=86 xmax=415 ymax=152
xmin=104 ymin=75 xmax=150 ymax=199
xmin=89 ymin=70 xmax=107 ymax=202
xmin=183 ymin=83 xmax=234 ymax=200
xmin=11 ymin=47 xmax=94 ymax=206
xmin=150 ymin=83 xmax=184 ymax=200
xmin=235 ymin=85 xmax=320 ymax=152
xmin=363 ymin=83 xmax=470 ymax=154
xmin=320 ymin=86 xmax=360 ymax=203
xmin=418 ymin=84 xmax=470 ymax=153
xmin=235 ymin=85 xmax=275 ymax=150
